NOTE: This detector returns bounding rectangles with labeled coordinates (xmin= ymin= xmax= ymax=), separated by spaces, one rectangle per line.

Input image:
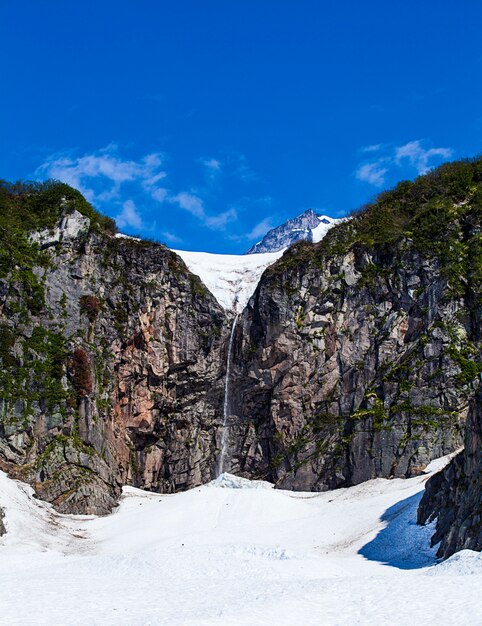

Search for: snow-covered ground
xmin=173 ymin=249 xmax=284 ymax=312
xmin=1 ymin=458 xmax=481 ymax=625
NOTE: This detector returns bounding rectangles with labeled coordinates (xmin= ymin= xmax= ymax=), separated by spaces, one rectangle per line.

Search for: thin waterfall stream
xmin=217 ymin=314 xmax=239 ymax=475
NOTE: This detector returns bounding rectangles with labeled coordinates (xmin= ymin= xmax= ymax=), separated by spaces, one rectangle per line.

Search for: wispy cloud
xmin=37 ymin=144 xmax=167 ymax=204
xmin=36 ymin=144 xmax=263 ymax=241
xmin=199 ymin=157 xmax=223 ymax=184
xmin=227 ymin=215 xmax=276 ymax=243
xmin=355 ymin=139 xmax=453 ymax=187
xmin=168 ymin=191 xmax=238 ymax=230
xmin=201 ymin=157 xmax=221 ymax=173
xmin=169 ymin=191 xmax=206 ymax=219
xmin=360 ymin=143 xmax=383 ymax=153
xmin=394 ymin=140 xmax=453 ymax=174
xmin=246 ymin=217 xmax=276 ymax=240
xmin=205 ymin=207 xmax=238 ymax=230
xmin=115 ymin=200 xmax=144 ymax=230
xmin=160 ymin=230 xmax=183 ymax=244
xmin=355 ymin=162 xmax=389 ymax=186
xmin=199 ymin=153 xmax=257 ymax=183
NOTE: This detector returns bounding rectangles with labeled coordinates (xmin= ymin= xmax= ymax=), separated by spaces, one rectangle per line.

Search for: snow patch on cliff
xmin=173 ymin=248 xmax=284 ymax=312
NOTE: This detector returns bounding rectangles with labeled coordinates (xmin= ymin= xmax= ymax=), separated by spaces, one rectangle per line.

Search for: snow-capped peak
xmin=246 ymin=209 xmax=341 ymax=254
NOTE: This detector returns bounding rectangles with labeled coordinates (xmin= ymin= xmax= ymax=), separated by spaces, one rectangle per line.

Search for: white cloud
xmin=361 ymin=143 xmax=382 ymax=153
xmin=246 ymin=217 xmax=276 ymax=240
xmin=197 ymin=158 xmax=223 ymax=184
xmin=394 ymin=140 xmax=453 ymax=174
xmin=151 ymin=187 xmax=168 ymax=203
xmin=169 ymin=191 xmax=205 ymax=219
xmin=36 ymin=144 xmax=266 ymax=240
xmin=205 ymin=207 xmax=238 ymax=230
xmin=168 ymin=191 xmax=237 ymax=230
xmin=37 ymin=144 xmax=167 ymax=204
xmin=201 ymin=158 xmax=221 ymax=172
xmin=355 ymin=162 xmax=389 ymax=186
xmin=115 ymin=200 xmax=144 ymax=230
xmin=160 ymin=230 xmax=183 ymax=244
xmin=355 ymin=139 xmax=453 ymax=186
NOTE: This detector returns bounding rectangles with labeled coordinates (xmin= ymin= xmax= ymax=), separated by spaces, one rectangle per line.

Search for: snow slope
xmin=118 ymin=215 xmax=341 ymax=313
xmin=0 ymin=459 xmax=481 ymax=625
xmin=311 ymin=216 xmax=339 ymax=242
xmin=173 ymin=249 xmax=284 ymax=312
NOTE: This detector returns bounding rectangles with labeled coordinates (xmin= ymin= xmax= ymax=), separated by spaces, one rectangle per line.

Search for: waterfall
xmin=217 ymin=314 xmax=239 ymax=475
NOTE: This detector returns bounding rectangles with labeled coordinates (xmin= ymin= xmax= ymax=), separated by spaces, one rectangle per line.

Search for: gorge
xmin=0 ymin=157 xmax=481 ymax=558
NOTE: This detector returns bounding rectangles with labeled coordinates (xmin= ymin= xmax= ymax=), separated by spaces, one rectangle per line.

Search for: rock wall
xmin=225 ymin=239 xmax=477 ymax=490
xmin=0 ymin=210 xmax=229 ymax=513
xmin=417 ymin=390 xmax=482 ymax=558
xmin=1 ymin=162 xmax=480 ymax=529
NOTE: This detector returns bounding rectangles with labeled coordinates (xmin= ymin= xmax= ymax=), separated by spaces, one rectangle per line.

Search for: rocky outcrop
xmin=418 ymin=390 xmax=482 ymax=558
xmin=224 ymin=162 xmax=481 ymax=497
xmin=0 ymin=507 xmax=5 ymax=536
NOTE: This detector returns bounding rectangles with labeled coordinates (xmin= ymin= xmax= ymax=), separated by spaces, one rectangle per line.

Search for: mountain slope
xmin=246 ymin=209 xmax=339 ymax=254
xmin=0 ymin=181 xmax=229 ymax=513
xmin=226 ymin=159 xmax=481 ymax=496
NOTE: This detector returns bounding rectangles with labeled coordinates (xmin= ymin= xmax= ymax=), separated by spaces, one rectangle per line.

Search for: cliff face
xmin=417 ymin=390 xmax=482 ymax=558
xmin=0 ymin=160 xmax=480 ymax=539
xmin=0 ymin=184 xmax=229 ymax=513
xmin=224 ymin=162 xmax=481 ymax=494
xmin=227 ymin=239 xmax=476 ymax=489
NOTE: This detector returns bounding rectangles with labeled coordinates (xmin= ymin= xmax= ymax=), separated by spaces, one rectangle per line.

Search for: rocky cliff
xmin=0 ymin=160 xmax=480 ymax=541
xmin=0 ymin=181 xmax=229 ymax=513
xmin=418 ymin=390 xmax=481 ymax=558
xmin=227 ymin=160 xmax=481 ymax=494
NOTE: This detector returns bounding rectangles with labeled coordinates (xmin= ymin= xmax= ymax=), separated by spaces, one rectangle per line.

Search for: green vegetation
xmin=270 ymin=157 xmax=482 ymax=301
xmin=447 ymin=345 xmax=482 ymax=385
xmin=350 ymin=395 xmax=389 ymax=431
xmin=0 ymin=179 xmax=116 ymax=279
xmin=189 ymin=274 xmax=208 ymax=298
xmin=0 ymin=325 xmax=69 ymax=421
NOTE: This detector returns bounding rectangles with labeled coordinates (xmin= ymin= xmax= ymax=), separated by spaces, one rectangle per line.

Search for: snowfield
xmin=173 ymin=249 xmax=284 ymax=312
xmin=0 ymin=458 xmax=481 ymax=626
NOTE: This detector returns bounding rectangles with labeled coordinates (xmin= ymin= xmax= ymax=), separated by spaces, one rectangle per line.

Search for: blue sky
xmin=2 ymin=1 xmax=482 ymax=253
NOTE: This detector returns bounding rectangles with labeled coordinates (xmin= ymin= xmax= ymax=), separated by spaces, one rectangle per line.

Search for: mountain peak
xmin=246 ymin=209 xmax=339 ymax=254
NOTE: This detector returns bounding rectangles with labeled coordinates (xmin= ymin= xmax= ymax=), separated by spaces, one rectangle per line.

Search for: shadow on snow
xmin=358 ymin=492 xmax=438 ymax=570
